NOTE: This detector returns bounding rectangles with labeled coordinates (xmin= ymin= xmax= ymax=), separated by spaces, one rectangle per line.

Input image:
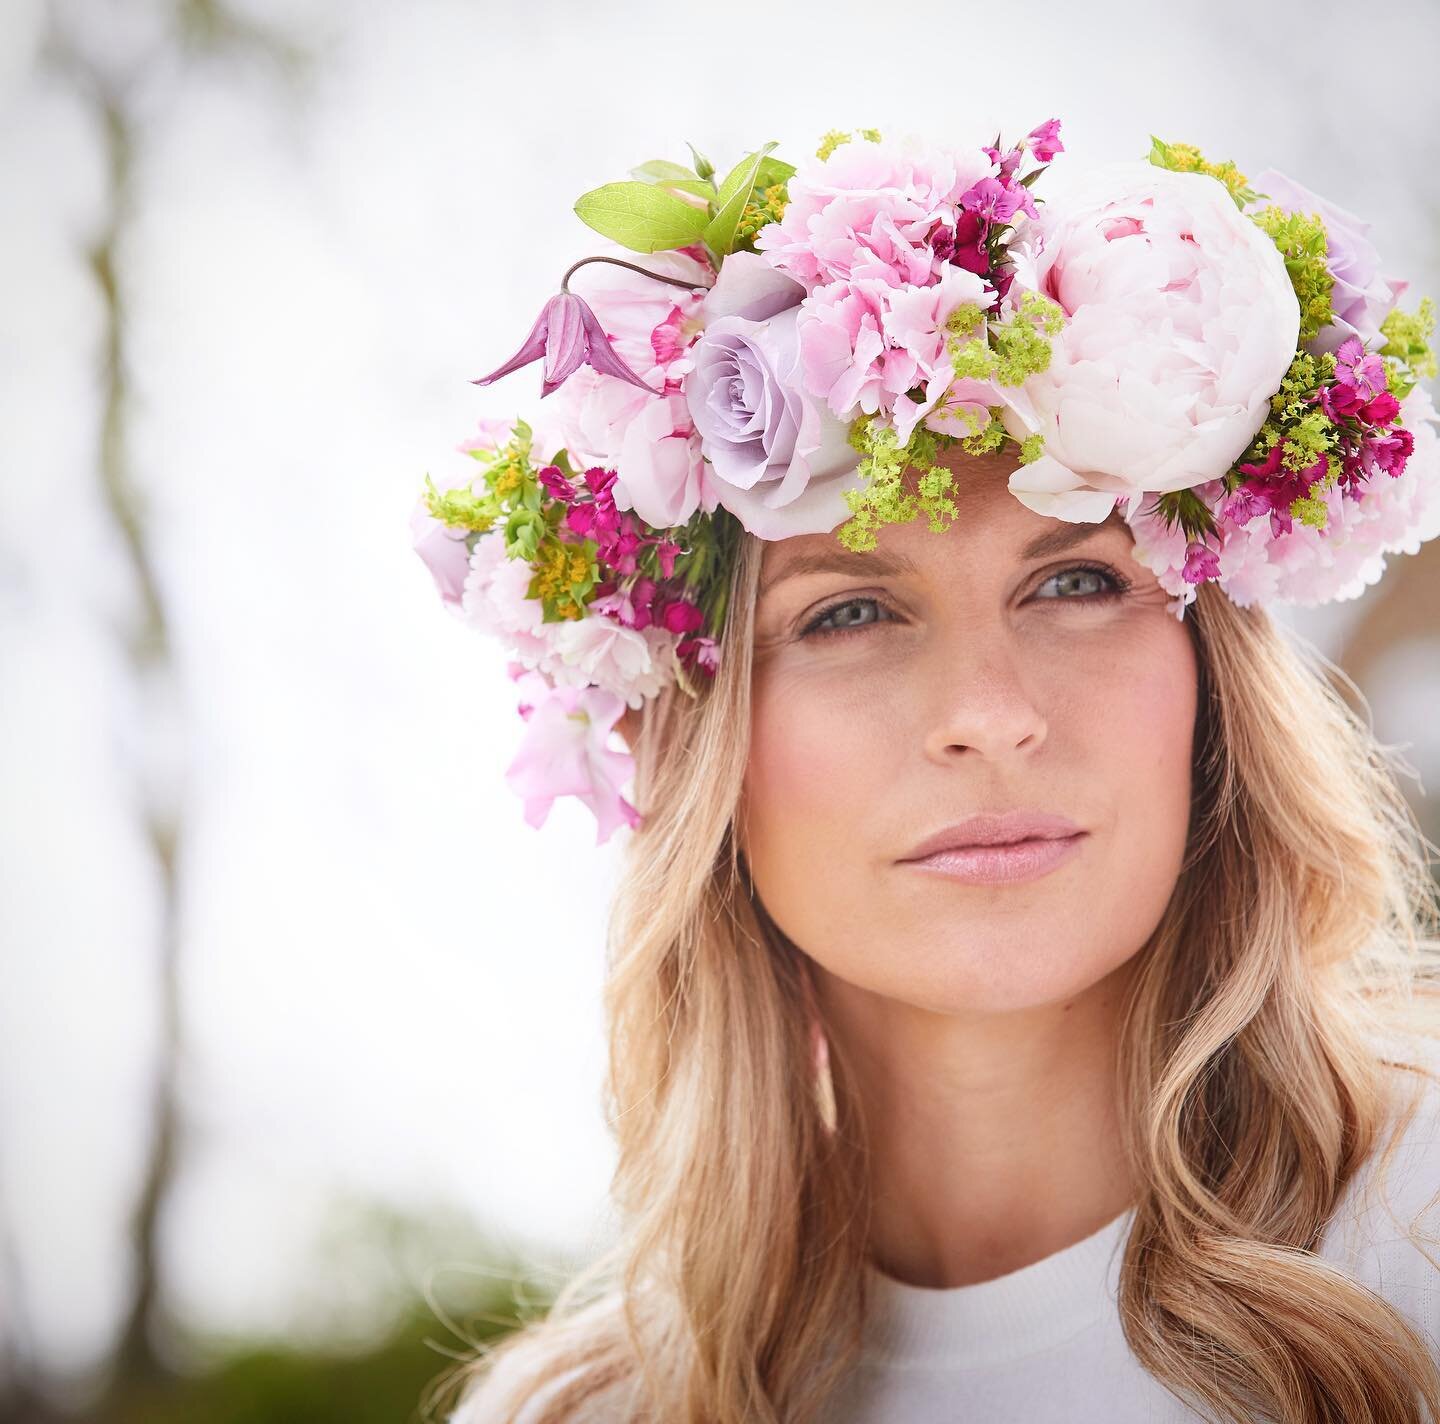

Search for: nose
xmin=921 ymin=623 xmax=1049 ymax=763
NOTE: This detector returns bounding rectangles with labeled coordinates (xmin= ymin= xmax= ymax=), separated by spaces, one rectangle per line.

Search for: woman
xmin=418 ymin=125 xmax=1440 ymax=1421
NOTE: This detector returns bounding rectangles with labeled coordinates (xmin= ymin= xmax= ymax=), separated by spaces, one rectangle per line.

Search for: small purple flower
xmin=1365 ymin=425 xmax=1414 ymax=478
xmin=1027 ymin=118 xmax=1064 ymax=164
xmin=961 ymin=176 xmax=1026 ymax=225
xmin=537 ymin=463 xmax=576 ymax=501
xmin=1335 ymin=336 xmax=1387 ymax=398
xmin=472 ymin=291 xmax=657 ymax=398
xmin=1181 ymin=539 xmax=1221 ymax=584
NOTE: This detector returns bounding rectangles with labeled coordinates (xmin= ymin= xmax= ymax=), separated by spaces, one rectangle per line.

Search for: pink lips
xmin=897 ymin=811 xmax=1087 ymax=886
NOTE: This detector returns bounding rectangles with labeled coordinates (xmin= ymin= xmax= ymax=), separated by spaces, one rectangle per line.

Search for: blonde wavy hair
xmin=441 ymin=470 xmax=1440 ymax=1423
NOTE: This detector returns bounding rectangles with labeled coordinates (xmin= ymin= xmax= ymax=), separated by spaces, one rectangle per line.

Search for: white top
xmin=453 ymin=1040 xmax=1440 ymax=1423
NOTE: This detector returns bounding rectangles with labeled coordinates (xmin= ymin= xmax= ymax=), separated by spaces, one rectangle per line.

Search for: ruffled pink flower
xmin=1026 ymin=119 xmax=1064 ymax=165
xmin=754 ymin=135 xmax=998 ymax=290
xmin=547 ymin=616 xmax=677 ymax=708
xmin=504 ymin=668 xmax=641 ymax=844
xmin=799 ymin=265 xmax=995 ymax=441
xmin=461 ymin=531 xmax=555 ymax=664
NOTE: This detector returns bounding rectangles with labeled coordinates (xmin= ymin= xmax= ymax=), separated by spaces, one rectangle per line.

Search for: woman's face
xmin=738 ymin=457 xmax=1198 ymax=1016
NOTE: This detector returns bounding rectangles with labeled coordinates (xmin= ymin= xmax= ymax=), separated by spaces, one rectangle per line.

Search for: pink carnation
xmin=1125 ymin=386 xmax=1440 ymax=613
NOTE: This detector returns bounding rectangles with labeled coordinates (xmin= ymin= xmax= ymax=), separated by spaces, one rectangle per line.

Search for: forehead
xmin=757 ymin=457 xmax=1134 ymax=592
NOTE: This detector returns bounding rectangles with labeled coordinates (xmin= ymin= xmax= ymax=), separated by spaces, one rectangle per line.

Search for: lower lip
xmin=899 ymin=833 xmax=1086 ymax=885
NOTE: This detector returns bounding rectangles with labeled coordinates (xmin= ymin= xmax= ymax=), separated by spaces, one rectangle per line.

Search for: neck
xmin=814 ymin=955 xmax=1139 ymax=1289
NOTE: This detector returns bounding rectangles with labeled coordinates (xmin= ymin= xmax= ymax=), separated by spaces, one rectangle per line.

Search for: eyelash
xmin=798 ymin=562 xmax=1134 ymax=640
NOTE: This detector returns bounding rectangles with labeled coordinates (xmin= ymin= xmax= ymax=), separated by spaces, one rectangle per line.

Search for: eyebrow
xmin=758 ymin=512 xmax=1128 ymax=596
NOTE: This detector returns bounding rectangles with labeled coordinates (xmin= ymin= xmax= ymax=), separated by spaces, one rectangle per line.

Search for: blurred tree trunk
xmin=23 ymin=1 xmax=311 ymax=1407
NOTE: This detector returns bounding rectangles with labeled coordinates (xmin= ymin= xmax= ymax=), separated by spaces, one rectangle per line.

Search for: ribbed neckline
xmin=859 ymin=1205 xmax=1137 ymax=1368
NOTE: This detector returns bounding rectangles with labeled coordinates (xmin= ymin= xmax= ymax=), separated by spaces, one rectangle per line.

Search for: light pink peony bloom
xmin=685 ymin=252 xmax=863 ymax=539
xmin=504 ymin=668 xmax=640 ymax=844
xmin=754 ymin=135 xmax=998 ymax=290
xmin=611 ymin=391 xmax=720 ymax=529
xmin=1000 ymin=162 xmax=1301 ymax=523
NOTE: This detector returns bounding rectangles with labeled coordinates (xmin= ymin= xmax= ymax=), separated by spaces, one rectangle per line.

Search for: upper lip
xmin=899 ymin=811 xmax=1084 ymax=861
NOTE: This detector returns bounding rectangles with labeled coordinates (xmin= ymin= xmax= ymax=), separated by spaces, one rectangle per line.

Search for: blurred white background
xmin=2 ymin=0 xmax=1438 ymax=1414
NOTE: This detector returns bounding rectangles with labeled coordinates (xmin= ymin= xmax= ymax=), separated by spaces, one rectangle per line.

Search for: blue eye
xmin=799 ymin=563 xmax=1131 ymax=641
xmin=1033 ymin=563 xmax=1131 ymax=600
xmin=801 ymin=596 xmax=893 ymax=639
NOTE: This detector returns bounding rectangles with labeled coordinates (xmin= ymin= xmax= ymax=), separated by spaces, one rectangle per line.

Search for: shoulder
xmin=1318 ymin=1032 xmax=1440 ymax=1345
xmin=446 ymin=1346 xmax=636 ymax=1424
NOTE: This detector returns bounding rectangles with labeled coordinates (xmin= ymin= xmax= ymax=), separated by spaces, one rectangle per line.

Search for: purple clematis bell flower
xmin=471 ymin=289 xmax=658 ymax=398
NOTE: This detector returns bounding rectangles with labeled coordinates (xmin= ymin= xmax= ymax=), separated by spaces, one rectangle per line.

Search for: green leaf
xmin=704 ymin=142 xmax=778 ymax=258
xmin=753 ymin=155 xmax=796 ymax=189
xmin=573 ymin=181 xmax=711 ymax=253
xmin=671 ymin=179 xmax=723 ymax=199
xmin=630 ymin=159 xmax=700 ymax=183
xmin=628 ymin=159 xmax=714 ymax=201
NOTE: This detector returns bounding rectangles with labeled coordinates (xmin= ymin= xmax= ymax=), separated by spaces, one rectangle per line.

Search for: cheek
xmin=1071 ymin=622 xmax=1198 ymax=921
xmin=741 ymin=664 xmax=890 ymax=892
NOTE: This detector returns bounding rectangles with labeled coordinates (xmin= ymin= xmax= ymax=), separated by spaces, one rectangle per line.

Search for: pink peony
xmin=1000 ymin=162 xmax=1301 ymax=523
xmin=463 ymin=531 xmax=684 ymax=706
xmin=461 ymin=531 xmax=555 ymax=665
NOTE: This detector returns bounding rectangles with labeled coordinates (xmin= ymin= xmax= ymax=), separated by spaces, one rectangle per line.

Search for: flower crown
xmin=412 ymin=122 xmax=1439 ymax=844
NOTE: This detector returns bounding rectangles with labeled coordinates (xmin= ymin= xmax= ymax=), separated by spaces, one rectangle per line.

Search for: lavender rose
xmin=1248 ymin=167 xmax=1408 ymax=356
xmin=685 ymin=253 xmax=863 ymax=540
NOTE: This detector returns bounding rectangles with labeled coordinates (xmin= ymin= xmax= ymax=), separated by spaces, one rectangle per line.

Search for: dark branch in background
xmin=10 ymin=3 xmax=312 ymax=1416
